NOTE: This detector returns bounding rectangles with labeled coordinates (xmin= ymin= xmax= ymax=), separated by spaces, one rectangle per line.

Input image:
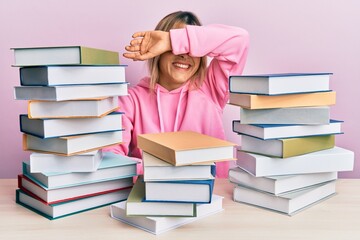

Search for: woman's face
xmin=158 ymin=51 xmax=200 ymax=91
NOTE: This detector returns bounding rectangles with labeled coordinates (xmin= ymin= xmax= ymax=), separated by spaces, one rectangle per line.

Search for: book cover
xmin=137 ymin=131 xmax=236 ymax=166
xmin=12 ymin=46 xmax=119 ymax=66
xmin=229 ymin=91 xmax=336 ymax=109
xmin=241 ymin=134 xmax=335 ymax=158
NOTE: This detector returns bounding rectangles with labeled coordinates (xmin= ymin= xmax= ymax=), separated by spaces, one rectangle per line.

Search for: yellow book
xmin=12 ymin=46 xmax=119 ymax=66
xmin=241 ymin=135 xmax=335 ymax=158
xmin=229 ymin=91 xmax=336 ymax=109
xmin=137 ymin=131 xmax=236 ymax=166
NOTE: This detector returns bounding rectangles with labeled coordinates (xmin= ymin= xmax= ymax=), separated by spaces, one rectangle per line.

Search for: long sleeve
xmin=170 ymin=24 xmax=250 ymax=109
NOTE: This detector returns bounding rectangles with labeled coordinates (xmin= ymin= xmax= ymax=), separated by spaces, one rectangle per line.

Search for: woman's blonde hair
xmin=147 ymin=11 xmax=207 ymax=91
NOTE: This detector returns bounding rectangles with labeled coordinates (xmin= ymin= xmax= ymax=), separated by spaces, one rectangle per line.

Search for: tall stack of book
xmin=227 ymin=73 xmax=355 ymax=215
xmin=110 ymin=131 xmax=235 ymax=234
xmin=12 ymin=46 xmax=138 ymax=220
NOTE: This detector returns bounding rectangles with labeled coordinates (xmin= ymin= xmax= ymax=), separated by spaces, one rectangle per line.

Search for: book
xmin=229 ymin=91 xmax=336 ymax=109
xmin=233 ymin=181 xmax=336 ymax=215
xmin=232 ymin=119 xmax=343 ymax=140
xmin=29 ymin=150 xmax=103 ymax=173
xmin=14 ymin=83 xmax=128 ymax=101
xmin=240 ymin=106 xmax=330 ymax=125
xmin=126 ymin=177 xmax=196 ymax=217
xmin=145 ymin=179 xmax=214 ymax=203
xmin=236 ymin=147 xmax=354 ymax=177
xmin=229 ymin=167 xmax=337 ymax=195
xmin=20 ymin=65 xmax=126 ymax=86
xmin=143 ymin=152 xmax=215 ymax=181
xmin=27 ymin=97 xmax=119 ymax=119
xmin=229 ymin=73 xmax=332 ymax=95
xmin=241 ymin=134 xmax=335 ymax=158
xmin=16 ymin=188 xmax=130 ymax=220
xmin=20 ymin=112 xmax=123 ymax=138
xmin=23 ymin=130 xmax=123 ymax=156
xmin=137 ymin=131 xmax=236 ymax=166
xmin=18 ymin=174 xmax=133 ymax=204
xmin=12 ymin=46 xmax=119 ymax=66
xmin=110 ymin=195 xmax=223 ymax=235
xmin=23 ymin=152 xmax=138 ymax=189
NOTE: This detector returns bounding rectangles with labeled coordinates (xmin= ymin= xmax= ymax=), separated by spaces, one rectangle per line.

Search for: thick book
xmin=229 ymin=73 xmax=331 ymax=95
xmin=232 ymin=119 xmax=343 ymax=140
xmin=126 ymin=177 xmax=196 ymax=217
xmin=20 ymin=65 xmax=126 ymax=86
xmin=18 ymin=174 xmax=133 ymax=204
xmin=241 ymin=134 xmax=335 ymax=158
xmin=229 ymin=167 xmax=337 ymax=195
xmin=23 ymin=130 xmax=123 ymax=156
xmin=236 ymin=147 xmax=354 ymax=177
xmin=16 ymin=188 xmax=130 ymax=220
xmin=144 ymin=179 xmax=214 ymax=203
xmin=12 ymin=46 xmax=119 ymax=66
xmin=137 ymin=131 xmax=236 ymax=166
xmin=27 ymin=97 xmax=119 ymax=119
xmin=29 ymin=150 xmax=103 ymax=173
xmin=143 ymin=151 xmax=215 ymax=181
xmin=20 ymin=112 xmax=123 ymax=138
xmin=240 ymin=106 xmax=330 ymax=125
xmin=110 ymin=195 xmax=223 ymax=235
xmin=14 ymin=83 xmax=128 ymax=101
xmin=233 ymin=181 xmax=336 ymax=215
xmin=23 ymin=152 xmax=138 ymax=189
xmin=229 ymin=91 xmax=336 ymax=109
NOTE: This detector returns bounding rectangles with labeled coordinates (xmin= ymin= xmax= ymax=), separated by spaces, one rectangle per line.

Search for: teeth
xmin=174 ymin=63 xmax=190 ymax=69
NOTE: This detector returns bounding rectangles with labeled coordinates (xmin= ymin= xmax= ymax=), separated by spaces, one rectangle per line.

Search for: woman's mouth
xmin=173 ymin=62 xmax=191 ymax=69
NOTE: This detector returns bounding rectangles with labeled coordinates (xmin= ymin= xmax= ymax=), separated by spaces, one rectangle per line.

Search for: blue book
xmin=229 ymin=73 xmax=332 ymax=95
xmin=144 ymin=179 xmax=215 ymax=203
xmin=23 ymin=152 xmax=138 ymax=189
xmin=232 ymin=119 xmax=343 ymax=140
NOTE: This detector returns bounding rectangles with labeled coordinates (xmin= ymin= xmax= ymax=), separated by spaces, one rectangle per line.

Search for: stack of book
xmin=12 ymin=46 xmax=138 ymax=219
xmin=228 ymin=73 xmax=355 ymax=215
xmin=110 ymin=131 xmax=235 ymax=234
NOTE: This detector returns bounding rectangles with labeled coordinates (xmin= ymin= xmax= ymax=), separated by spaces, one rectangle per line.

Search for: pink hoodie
xmin=104 ymin=24 xmax=249 ymax=177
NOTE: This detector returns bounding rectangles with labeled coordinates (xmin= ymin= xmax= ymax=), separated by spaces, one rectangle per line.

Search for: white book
xmin=14 ymin=83 xmax=128 ymax=101
xmin=29 ymin=150 xmax=103 ymax=173
xmin=143 ymin=152 xmax=215 ymax=181
xmin=229 ymin=73 xmax=331 ymax=95
xmin=19 ymin=174 xmax=133 ymax=204
xmin=126 ymin=177 xmax=196 ymax=217
xmin=24 ymin=131 xmax=123 ymax=156
xmin=20 ymin=65 xmax=126 ymax=86
xmin=23 ymin=152 xmax=138 ymax=189
xmin=28 ymin=97 xmax=119 ymax=119
xmin=232 ymin=120 xmax=343 ymax=140
xmin=111 ymin=195 xmax=223 ymax=235
xmin=236 ymin=147 xmax=354 ymax=177
xmin=240 ymin=106 xmax=330 ymax=125
xmin=16 ymin=188 xmax=130 ymax=220
xmin=233 ymin=181 xmax=336 ymax=215
xmin=229 ymin=167 xmax=337 ymax=195
xmin=20 ymin=112 xmax=122 ymax=138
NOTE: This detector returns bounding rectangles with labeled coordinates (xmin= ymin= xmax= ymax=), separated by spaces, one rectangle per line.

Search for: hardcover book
xmin=229 ymin=73 xmax=331 ymax=95
xmin=12 ymin=46 xmax=119 ymax=66
xmin=20 ymin=65 xmax=126 ymax=86
xmin=137 ymin=131 xmax=236 ymax=166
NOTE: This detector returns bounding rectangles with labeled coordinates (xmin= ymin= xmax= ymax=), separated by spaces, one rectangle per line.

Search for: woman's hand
xmin=123 ymin=31 xmax=172 ymax=61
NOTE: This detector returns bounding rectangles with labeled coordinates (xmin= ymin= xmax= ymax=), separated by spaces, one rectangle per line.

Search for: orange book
xmin=137 ymin=131 xmax=236 ymax=166
xmin=229 ymin=91 xmax=336 ymax=109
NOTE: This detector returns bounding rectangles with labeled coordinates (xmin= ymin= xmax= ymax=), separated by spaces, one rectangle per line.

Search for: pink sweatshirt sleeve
xmin=170 ymin=24 xmax=250 ymax=109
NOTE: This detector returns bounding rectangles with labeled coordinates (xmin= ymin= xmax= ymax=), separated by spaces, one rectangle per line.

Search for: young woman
xmin=105 ymin=11 xmax=249 ymax=177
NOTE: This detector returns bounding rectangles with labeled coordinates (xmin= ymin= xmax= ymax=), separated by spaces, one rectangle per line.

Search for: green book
xmin=126 ymin=176 xmax=196 ymax=217
xmin=12 ymin=46 xmax=119 ymax=66
xmin=241 ymin=134 xmax=336 ymax=158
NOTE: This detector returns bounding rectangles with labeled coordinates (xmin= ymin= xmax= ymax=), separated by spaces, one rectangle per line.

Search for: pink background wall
xmin=1 ymin=0 xmax=359 ymax=178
